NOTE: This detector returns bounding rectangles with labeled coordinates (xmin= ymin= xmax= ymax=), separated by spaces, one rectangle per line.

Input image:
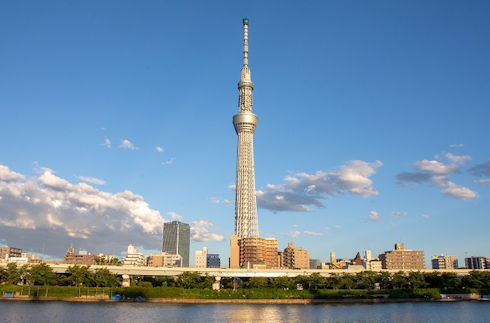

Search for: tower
xmin=233 ymin=18 xmax=259 ymax=238
xmin=162 ymin=221 xmax=190 ymax=267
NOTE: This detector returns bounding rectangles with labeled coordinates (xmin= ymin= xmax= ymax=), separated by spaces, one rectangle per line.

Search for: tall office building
xmin=233 ymin=18 xmax=259 ymax=238
xmin=162 ymin=221 xmax=190 ymax=267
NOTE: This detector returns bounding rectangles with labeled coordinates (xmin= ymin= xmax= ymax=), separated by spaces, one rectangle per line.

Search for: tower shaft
xmin=233 ymin=19 xmax=259 ymax=238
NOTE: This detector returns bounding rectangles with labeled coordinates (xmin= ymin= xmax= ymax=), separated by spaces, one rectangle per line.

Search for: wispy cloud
xmin=76 ymin=176 xmax=106 ymax=186
xmin=469 ymin=160 xmax=490 ymax=177
xmin=474 ymin=179 xmax=490 ymax=186
xmin=161 ymin=157 xmax=175 ymax=165
xmin=390 ymin=211 xmax=406 ymax=218
xmin=368 ymin=211 xmax=380 ymax=221
xmin=256 ymin=160 xmax=382 ymax=212
xmin=120 ymin=139 xmax=137 ymax=150
xmin=421 ymin=213 xmax=431 ymax=219
xmin=167 ymin=211 xmax=182 ymax=220
xmin=209 ymin=197 xmax=232 ymax=205
xmin=102 ymin=138 xmax=111 ymax=149
xmin=304 ymin=230 xmax=322 ymax=236
xmin=279 ymin=231 xmax=301 ymax=238
xmin=449 ymin=143 xmax=464 ymax=148
xmin=155 ymin=146 xmax=164 ymax=153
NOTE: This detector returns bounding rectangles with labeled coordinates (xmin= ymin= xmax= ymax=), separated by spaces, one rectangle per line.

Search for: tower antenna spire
xmin=242 ymin=18 xmax=249 ymax=67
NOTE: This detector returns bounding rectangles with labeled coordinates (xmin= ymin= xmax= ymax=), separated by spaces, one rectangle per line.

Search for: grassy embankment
xmin=0 ymin=285 xmax=450 ymax=299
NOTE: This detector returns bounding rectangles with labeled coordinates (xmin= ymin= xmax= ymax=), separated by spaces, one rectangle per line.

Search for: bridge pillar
xmin=212 ymin=276 xmax=221 ymax=290
xmin=121 ymin=274 xmax=130 ymax=287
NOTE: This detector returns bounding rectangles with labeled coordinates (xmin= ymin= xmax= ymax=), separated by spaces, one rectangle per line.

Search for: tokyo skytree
xmin=233 ymin=18 xmax=259 ymax=238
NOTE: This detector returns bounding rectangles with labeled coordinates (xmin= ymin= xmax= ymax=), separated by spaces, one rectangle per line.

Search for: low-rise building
xmin=432 ymin=255 xmax=458 ymax=269
xmin=0 ymin=246 xmax=22 ymax=261
xmin=148 ymin=252 xmax=182 ymax=267
xmin=195 ymin=247 xmax=208 ymax=268
xmin=64 ymin=245 xmax=96 ymax=265
xmin=280 ymin=242 xmax=310 ymax=269
xmin=309 ymin=259 xmax=322 ymax=269
xmin=465 ymin=256 xmax=489 ymax=269
xmin=207 ymin=254 xmax=221 ymax=268
xmin=123 ymin=244 xmax=146 ymax=266
xmin=364 ymin=259 xmax=383 ymax=271
xmin=378 ymin=243 xmax=424 ymax=270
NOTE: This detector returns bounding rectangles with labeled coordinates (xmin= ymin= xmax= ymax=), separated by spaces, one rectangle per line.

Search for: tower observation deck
xmin=233 ymin=18 xmax=259 ymax=238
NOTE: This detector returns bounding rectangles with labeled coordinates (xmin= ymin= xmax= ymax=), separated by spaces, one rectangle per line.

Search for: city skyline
xmin=0 ymin=1 xmax=489 ymax=266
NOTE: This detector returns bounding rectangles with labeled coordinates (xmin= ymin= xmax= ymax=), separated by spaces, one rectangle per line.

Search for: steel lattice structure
xmin=233 ymin=18 xmax=259 ymax=238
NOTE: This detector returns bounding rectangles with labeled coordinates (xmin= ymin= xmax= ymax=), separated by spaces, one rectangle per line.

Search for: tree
xmin=270 ymin=276 xmax=294 ymax=289
xmin=246 ymin=277 xmax=269 ymax=289
xmin=462 ymin=271 xmax=490 ymax=289
xmin=94 ymin=268 xmax=120 ymax=287
xmin=66 ymin=265 xmax=94 ymax=287
xmin=355 ymin=271 xmax=378 ymax=289
xmin=28 ymin=263 xmax=58 ymax=286
xmin=407 ymin=271 xmax=427 ymax=289
xmin=391 ymin=271 xmax=409 ymax=289
xmin=179 ymin=272 xmax=203 ymax=289
xmin=376 ymin=271 xmax=393 ymax=289
xmin=6 ymin=263 xmax=21 ymax=284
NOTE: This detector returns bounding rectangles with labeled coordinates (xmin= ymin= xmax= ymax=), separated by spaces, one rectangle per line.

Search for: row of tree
xmin=1 ymin=264 xmax=489 ymax=290
xmin=0 ymin=263 xmax=120 ymax=287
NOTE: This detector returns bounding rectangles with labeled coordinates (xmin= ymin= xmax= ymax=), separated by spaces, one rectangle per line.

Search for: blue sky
xmin=0 ymin=1 xmax=489 ymax=266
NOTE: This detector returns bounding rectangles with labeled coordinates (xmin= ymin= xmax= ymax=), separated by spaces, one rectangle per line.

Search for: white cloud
xmin=449 ymin=143 xmax=464 ymax=148
xmin=474 ymin=179 xmax=490 ymax=186
xmin=0 ymin=164 xmax=163 ymax=257
xmin=209 ymin=197 xmax=232 ymax=205
xmin=421 ymin=213 xmax=431 ymax=219
xmin=414 ymin=160 xmax=458 ymax=175
xmin=333 ymin=224 xmax=343 ymax=229
xmin=228 ymin=184 xmax=236 ymax=191
xmin=445 ymin=153 xmax=471 ymax=164
xmin=101 ymin=138 xmax=111 ymax=149
xmin=167 ymin=211 xmax=182 ymax=220
xmin=155 ymin=146 xmax=164 ymax=153
xmin=190 ymin=220 xmax=223 ymax=242
xmin=279 ymin=231 xmax=301 ymax=238
xmin=76 ymin=176 xmax=106 ymax=186
xmin=120 ymin=139 xmax=137 ymax=150
xmin=256 ymin=160 xmax=382 ymax=212
xmin=390 ymin=211 xmax=406 ymax=218
xmin=161 ymin=157 xmax=175 ymax=165
xmin=303 ymin=230 xmax=322 ymax=236
xmin=368 ymin=211 xmax=380 ymax=221
xmin=0 ymin=165 xmax=25 ymax=182
xmin=397 ymin=155 xmax=478 ymax=200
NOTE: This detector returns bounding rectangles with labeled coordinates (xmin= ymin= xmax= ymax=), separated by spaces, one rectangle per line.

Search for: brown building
xmin=148 ymin=253 xmax=182 ymax=267
xmin=379 ymin=243 xmax=425 ymax=270
xmin=64 ymin=245 xmax=96 ymax=266
xmin=280 ymin=242 xmax=310 ymax=269
xmin=236 ymin=237 xmax=278 ymax=269
xmin=229 ymin=235 xmax=240 ymax=269
xmin=0 ymin=246 xmax=22 ymax=260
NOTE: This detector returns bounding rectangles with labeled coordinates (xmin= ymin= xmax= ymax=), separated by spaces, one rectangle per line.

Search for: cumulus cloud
xmin=0 ymin=164 xmax=164 ymax=257
xmin=396 ymin=154 xmax=477 ymax=200
xmin=303 ymin=230 xmax=322 ymax=236
xmin=120 ymin=139 xmax=137 ymax=150
xmin=155 ymin=146 xmax=164 ymax=153
xmin=167 ymin=211 xmax=182 ymax=220
xmin=469 ymin=160 xmax=490 ymax=178
xmin=161 ymin=157 xmax=175 ymax=165
xmin=368 ymin=211 xmax=380 ymax=221
xmin=0 ymin=165 xmax=25 ymax=182
xmin=390 ymin=211 xmax=406 ymax=218
xmin=76 ymin=176 xmax=106 ymax=186
xmin=190 ymin=220 xmax=223 ymax=242
xmin=256 ymin=160 xmax=382 ymax=212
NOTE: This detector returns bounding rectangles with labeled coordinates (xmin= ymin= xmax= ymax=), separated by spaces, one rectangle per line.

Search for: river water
xmin=1 ymin=301 xmax=489 ymax=322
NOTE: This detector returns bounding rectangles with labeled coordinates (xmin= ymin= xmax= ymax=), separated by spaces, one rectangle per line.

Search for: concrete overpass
xmin=44 ymin=264 xmax=479 ymax=278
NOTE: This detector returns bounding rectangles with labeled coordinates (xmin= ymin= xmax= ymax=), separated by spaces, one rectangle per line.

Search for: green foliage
xmin=6 ymin=263 xmax=21 ymax=284
xmin=66 ymin=265 xmax=94 ymax=287
xmin=245 ymin=277 xmax=269 ymax=289
xmin=177 ymin=272 xmax=213 ymax=289
xmin=94 ymin=268 xmax=120 ymax=287
xmin=462 ymin=271 xmax=490 ymax=289
xmin=27 ymin=263 xmax=58 ymax=286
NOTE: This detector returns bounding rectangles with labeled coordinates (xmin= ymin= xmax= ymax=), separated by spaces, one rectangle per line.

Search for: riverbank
xmin=1 ymin=295 xmax=488 ymax=304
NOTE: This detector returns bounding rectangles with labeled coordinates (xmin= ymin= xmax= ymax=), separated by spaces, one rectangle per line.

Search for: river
xmin=1 ymin=301 xmax=489 ymax=322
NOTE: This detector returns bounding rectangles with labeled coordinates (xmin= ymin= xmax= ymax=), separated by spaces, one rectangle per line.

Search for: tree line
xmin=1 ymin=264 xmax=489 ymax=291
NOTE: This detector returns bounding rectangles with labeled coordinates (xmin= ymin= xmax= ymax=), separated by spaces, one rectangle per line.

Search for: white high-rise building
xmin=123 ymin=244 xmax=146 ymax=266
xmin=365 ymin=250 xmax=372 ymax=261
xmin=195 ymin=247 xmax=208 ymax=268
xmin=233 ymin=18 xmax=259 ymax=238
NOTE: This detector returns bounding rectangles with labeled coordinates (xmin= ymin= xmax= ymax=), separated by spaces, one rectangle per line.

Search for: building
xmin=364 ymin=250 xmax=372 ymax=262
xmin=233 ymin=18 xmax=259 ymax=239
xmin=465 ymin=256 xmax=489 ymax=269
xmin=148 ymin=253 xmax=182 ymax=267
xmin=162 ymin=221 xmax=190 ymax=267
xmin=123 ymin=244 xmax=146 ymax=266
xmin=432 ymin=255 xmax=459 ymax=269
xmin=207 ymin=254 xmax=221 ymax=268
xmin=378 ymin=243 xmax=425 ymax=270
xmin=310 ymin=259 xmax=322 ymax=269
xmin=364 ymin=260 xmax=383 ymax=271
xmin=238 ymin=237 xmax=278 ymax=269
xmin=64 ymin=245 xmax=96 ymax=265
xmin=195 ymin=247 xmax=208 ymax=268
xmin=0 ymin=246 xmax=22 ymax=261
xmin=280 ymin=242 xmax=310 ymax=269
xmin=230 ymin=235 xmax=240 ymax=269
